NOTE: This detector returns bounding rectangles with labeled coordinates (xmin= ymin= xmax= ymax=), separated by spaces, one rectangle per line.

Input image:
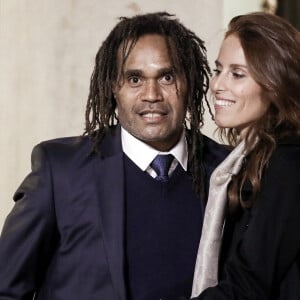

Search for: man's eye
xmin=128 ymin=76 xmax=141 ymax=86
xmin=161 ymin=73 xmax=175 ymax=84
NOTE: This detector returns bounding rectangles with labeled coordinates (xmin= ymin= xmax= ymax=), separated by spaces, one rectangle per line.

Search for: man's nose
xmin=142 ymin=80 xmax=163 ymax=102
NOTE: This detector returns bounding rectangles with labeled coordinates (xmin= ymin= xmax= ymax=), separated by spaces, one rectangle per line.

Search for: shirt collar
xmin=121 ymin=127 xmax=188 ymax=171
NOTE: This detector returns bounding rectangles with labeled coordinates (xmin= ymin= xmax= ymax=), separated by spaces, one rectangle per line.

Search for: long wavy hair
xmin=84 ymin=12 xmax=211 ymax=200
xmin=219 ymin=12 xmax=300 ymax=211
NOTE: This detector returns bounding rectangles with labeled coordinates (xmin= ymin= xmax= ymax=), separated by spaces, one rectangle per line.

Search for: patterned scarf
xmin=191 ymin=139 xmax=250 ymax=297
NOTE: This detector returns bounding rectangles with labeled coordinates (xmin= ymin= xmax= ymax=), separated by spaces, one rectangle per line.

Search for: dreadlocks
xmin=84 ymin=12 xmax=212 ymax=200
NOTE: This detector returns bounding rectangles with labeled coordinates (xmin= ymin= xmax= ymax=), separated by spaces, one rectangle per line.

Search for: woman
xmin=178 ymin=12 xmax=300 ymax=300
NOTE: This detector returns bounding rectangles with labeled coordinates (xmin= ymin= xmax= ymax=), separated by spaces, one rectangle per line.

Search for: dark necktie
xmin=150 ymin=154 xmax=174 ymax=182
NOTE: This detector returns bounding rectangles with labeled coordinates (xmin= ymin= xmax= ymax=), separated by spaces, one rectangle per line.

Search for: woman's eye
xmin=213 ymin=69 xmax=221 ymax=76
xmin=232 ymin=72 xmax=245 ymax=79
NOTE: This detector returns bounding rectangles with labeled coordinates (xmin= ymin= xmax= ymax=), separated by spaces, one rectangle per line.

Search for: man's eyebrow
xmin=123 ymin=67 xmax=175 ymax=77
xmin=159 ymin=67 xmax=175 ymax=75
xmin=123 ymin=69 xmax=143 ymax=77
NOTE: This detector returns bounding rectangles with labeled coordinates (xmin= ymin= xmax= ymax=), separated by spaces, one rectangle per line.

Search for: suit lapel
xmin=92 ymin=126 xmax=127 ymax=300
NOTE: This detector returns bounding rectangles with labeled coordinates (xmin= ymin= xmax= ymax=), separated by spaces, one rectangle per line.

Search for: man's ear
xmin=112 ymin=82 xmax=117 ymax=98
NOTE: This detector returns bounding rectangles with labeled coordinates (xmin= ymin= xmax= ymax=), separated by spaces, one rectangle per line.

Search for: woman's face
xmin=210 ymin=34 xmax=270 ymax=137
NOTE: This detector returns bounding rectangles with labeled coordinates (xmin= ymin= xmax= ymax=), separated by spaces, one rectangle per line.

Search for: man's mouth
xmin=139 ymin=110 xmax=168 ymax=122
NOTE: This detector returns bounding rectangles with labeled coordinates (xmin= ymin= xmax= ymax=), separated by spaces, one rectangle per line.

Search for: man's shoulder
xmin=202 ymin=134 xmax=230 ymax=159
xmin=36 ymin=126 xmax=121 ymax=158
xmin=39 ymin=135 xmax=92 ymax=152
xmin=200 ymin=135 xmax=230 ymax=173
xmin=27 ymin=136 xmax=93 ymax=167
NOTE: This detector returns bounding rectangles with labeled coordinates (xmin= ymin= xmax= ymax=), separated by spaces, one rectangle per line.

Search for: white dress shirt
xmin=121 ymin=127 xmax=188 ymax=178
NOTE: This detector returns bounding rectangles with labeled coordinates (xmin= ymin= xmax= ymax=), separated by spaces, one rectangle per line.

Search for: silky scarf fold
xmin=191 ymin=139 xmax=250 ymax=297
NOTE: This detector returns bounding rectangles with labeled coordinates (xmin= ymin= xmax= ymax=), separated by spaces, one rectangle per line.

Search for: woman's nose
xmin=211 ymin=73 xmax=226 ymax=93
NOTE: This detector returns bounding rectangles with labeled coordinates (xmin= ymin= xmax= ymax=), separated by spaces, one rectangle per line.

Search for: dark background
xmin=277 ymin=0 xmax=300 ymax=30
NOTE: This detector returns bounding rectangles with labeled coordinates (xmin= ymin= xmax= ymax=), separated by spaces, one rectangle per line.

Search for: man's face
xmin=114 ymin=34 xmax=187 ymax=151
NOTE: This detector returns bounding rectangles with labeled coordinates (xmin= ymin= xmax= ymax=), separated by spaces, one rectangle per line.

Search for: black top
xmin=198 ymin=135 xmax=300 ymax=299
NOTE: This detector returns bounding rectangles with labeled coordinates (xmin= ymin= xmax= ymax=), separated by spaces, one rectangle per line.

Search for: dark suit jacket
xmin=0 ymin=126 xmax=228 ymax=300
xmin=197 ymin=135 xmax=300 ymax=300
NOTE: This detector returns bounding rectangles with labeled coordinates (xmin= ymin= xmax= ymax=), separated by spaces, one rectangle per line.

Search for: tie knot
xmin=150 ymin=154 xmax=174 ymax=182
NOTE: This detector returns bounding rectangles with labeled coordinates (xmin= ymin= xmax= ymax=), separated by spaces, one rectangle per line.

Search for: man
xmin=0 ymin=12 xmax=227 ymax=300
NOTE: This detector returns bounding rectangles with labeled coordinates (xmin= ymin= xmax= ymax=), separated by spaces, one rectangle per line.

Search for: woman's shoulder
xmin=276 ymin=133 xmax=300 ymax=147
xmin=258 ymin=134 xmax=300 ymax=207
xmin=270 ymin=134 xmax=300 ymax=168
